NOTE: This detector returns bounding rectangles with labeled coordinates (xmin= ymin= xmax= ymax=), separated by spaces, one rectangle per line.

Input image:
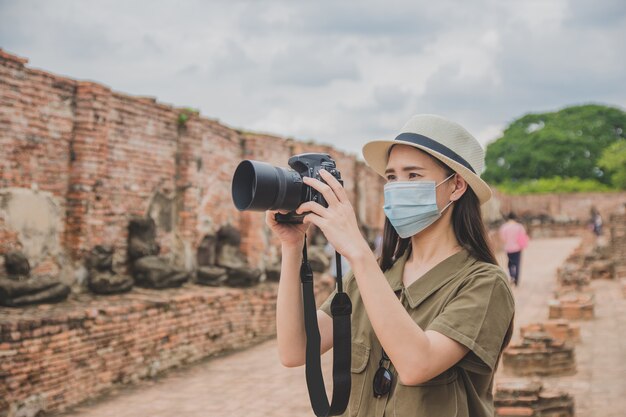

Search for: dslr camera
xmin=232 ymin=153 xmax=342 ymax=223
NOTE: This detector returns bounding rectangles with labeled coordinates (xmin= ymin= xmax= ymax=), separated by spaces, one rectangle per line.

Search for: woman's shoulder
xmin=461 ymin=258 xmax=514 ymax=299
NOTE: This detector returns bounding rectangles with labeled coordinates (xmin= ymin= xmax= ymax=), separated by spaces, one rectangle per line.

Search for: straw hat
xmin=362 ymin=114 xmax=492 ymax=204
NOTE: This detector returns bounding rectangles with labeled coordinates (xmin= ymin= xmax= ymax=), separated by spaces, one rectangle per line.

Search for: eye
xmin=408 ymin=172 xmax=421 ymax=179
xmin=386 ymin=174 xmax=397 ymax=182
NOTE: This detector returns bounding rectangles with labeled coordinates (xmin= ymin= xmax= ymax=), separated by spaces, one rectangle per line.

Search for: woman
xmin=498 ymin=211 xmax=529 ymax=286
xmin=269 ymin=114 xmax=515 ymax=417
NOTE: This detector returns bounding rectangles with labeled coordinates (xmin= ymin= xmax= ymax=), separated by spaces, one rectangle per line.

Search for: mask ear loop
xmin=435 ymin=173 xmax=456 ymax=188
xmin=436 ymin=173 xmax=457 ymax=214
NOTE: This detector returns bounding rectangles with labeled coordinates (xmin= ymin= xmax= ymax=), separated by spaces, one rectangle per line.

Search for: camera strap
xmin=300 ymin=238 xmax=352 ymax=416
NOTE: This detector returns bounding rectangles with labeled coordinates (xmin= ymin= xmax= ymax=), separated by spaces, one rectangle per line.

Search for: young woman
xmin=269 ymin=114 xmax=515 ymax=417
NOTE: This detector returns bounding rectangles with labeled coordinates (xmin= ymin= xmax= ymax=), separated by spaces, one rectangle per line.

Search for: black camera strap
xmin=300 ymin=238 xmax=352 ymax=416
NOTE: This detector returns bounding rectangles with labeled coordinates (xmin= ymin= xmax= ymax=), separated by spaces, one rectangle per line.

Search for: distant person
xmin=499 ymin=212 xmax=529 ymax=286
xmin=589 ymin=206 xmax=603 ymax=237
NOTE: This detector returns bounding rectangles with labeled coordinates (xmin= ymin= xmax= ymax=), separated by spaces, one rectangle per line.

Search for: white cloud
xmin=0 ymin=0 xmax=625 ymax=159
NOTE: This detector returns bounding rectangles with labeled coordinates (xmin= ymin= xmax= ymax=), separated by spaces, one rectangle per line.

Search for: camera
xmin=231 ymin=153 xmax=342 ymax=223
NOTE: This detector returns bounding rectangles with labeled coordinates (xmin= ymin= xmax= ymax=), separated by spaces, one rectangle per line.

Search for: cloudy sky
xmin=1 ymin=0 xmax=625 ymax=157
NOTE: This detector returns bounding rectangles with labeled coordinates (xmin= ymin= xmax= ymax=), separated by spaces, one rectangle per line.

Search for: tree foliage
xmin=493 ymin=176 xmax=614 ymax=195
xmin=483 ymin=104 xmax=626 ymax=186
xmin=598 ymin=140 xmax=626 ymax=189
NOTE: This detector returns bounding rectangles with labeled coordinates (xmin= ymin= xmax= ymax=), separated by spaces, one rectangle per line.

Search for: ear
xmin=449 ymin=174 xmax=468 ymax=202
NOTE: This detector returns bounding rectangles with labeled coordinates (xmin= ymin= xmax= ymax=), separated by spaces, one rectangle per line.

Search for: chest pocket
xmin=392 ymin=367 xmax=468 ymax=417
xmin=348 ymin=342 xmax=370 ymax=417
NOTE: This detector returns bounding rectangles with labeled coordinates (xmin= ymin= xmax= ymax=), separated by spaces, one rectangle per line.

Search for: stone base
xmin=132 ymin=256 xmax=191 ymax=289
xmin=548 ymin=293 xmax=594 ymax=320
xmin=0 ymin=276 xmax=70 ymax=307
xmin=557 ymin=262 xmax=590 ymax=287
xmin=495 ymin=380 xmax=575 ymax=417
xmin=503 ymin=333 xmax=576 ymax=376
xmin=265 ymin=264 xmax=281 ymax=282
xmin=224 ymin=267 xmax=262 ymax=288
xmin=88 ymin=272 xmax=134 ymax=295
xmin=196 ymin=266 xmax=228 ymax=287
xmin=520 ymin=320 xmax=580 ymax=344
xmin=589 ymin=259 xmax=615 ymax=280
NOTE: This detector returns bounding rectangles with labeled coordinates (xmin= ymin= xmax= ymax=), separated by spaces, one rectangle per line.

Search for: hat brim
xmin=362 ymin=139 xmax=492 ymax=205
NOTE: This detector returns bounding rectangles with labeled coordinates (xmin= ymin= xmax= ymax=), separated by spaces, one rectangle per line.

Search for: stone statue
xmin=196 ymin=234 xmax=218 ymax=267
xmin=0 ymin=251 xmax=70 ymax=307
xmin=194 ymin=225 xmax=261 ymax=288
xmin=306 ymin=245 xmax=330 ymax=273
xmin=195 ymin=233 xmax=228 ymax=286
xmin=127 ymin=217 xmax=160 ymax=262
xmin=265 ymin=262 xmax=281 ymax=282
xmin=216 ymin=225 xmax=262 ymax=287
xmin=127 ymin=217 xmax=190 ymax=289
xmin=85 ymin=245 xmax=133 ymax=294
xmin=133 ymin=256 xmax=190 ymax=289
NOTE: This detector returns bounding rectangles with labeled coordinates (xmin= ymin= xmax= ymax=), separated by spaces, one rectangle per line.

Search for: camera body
xmin=231 ymin=153 xmax=342 ymax=224
xmin=277 ymin=153 xmax=342 ymax=223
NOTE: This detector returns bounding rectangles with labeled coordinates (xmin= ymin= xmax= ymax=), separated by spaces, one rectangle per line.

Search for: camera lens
xmin=232 ymin=160 xmax=304 ymax=211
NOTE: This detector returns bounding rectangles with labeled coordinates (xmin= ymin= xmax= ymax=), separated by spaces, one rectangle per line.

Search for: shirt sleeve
xmin=426 ymin=264 xmax=515 ymax=373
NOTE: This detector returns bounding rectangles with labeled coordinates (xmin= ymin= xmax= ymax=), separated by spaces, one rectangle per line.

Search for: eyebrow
xmin=384 ymin=165 xmax=425 ymax=175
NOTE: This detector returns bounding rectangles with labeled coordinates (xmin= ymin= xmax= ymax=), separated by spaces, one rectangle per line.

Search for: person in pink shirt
xmin=498 ymin=212 xmax=529 ymax=286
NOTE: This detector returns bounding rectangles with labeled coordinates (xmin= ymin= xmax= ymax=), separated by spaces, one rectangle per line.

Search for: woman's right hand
xmin=266 ymin=210 xmax=310 ymax=248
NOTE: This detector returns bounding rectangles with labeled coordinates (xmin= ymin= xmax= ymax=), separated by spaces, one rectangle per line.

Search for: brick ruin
xmin=547 ymin=293 xmax=594 ymax=321
xmin=495 ymin=380 xmax=574 ymax=417
xmin=499 ymin=208 xmax=626 ymax=414
xmin=609 ymin=212 xmax=626 ymax=294
xmin=519 ymin=321 xmax=580 ymax=345
xmin=502 ymin=333 xmax=576 ymax=377
xmin=0 ymin=49 xmax=386 ymax=292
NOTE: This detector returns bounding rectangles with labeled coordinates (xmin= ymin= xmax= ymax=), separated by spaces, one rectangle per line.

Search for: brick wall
xmin=494 ymin=189 xmax=626 ymax=223
xmin=0 ymin=50 xmax=383 ymax=414
xmin=0 ymin=284 xmax=280 ymax=415
xmin=0 ymin=49 xmax=386 ymax=277
xmin=0 ymin=50 xmax=75 ymax=274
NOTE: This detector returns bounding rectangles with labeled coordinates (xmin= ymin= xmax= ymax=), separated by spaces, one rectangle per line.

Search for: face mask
xmin=383 ymin=174 xmax=455 ymax=238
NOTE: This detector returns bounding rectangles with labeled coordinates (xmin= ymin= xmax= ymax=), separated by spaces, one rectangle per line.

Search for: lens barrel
xmin=232 ymin=160 xmax=303 ymax=211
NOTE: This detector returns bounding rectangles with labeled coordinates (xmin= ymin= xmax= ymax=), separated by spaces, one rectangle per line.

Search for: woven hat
xmin=362 ymin=114 xmax=492 ymax=204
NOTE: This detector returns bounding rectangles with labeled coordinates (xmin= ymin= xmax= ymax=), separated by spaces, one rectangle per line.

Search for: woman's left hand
xmin=296 ymin=169 xmax=371 ymax=262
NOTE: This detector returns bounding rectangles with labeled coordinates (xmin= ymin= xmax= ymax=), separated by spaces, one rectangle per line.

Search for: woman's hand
xmin=266 ymin=210 xmax=310 ymax=249
xmin=296 ymin=169 xmax=370 ymax=262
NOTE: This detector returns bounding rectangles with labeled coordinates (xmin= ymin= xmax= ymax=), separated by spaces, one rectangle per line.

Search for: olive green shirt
xmin=319 ymin=249 xmax=514 ymax=417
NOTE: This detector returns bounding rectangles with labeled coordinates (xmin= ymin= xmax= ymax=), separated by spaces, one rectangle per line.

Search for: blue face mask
xmin=383 ymin=174 xmax=455 ymax=238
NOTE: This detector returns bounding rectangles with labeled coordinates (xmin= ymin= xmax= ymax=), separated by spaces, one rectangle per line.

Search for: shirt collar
xmin=385 ymin=248 xmax=473 ymax=308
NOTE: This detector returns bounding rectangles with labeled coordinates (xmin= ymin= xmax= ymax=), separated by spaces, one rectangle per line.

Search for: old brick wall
xmin=493 ymin=189 xmax=626 ymax=223
xmin=0 ymin=50 xmax=76 ymax=278
xmin=0 ymin=49 xmax=386 ymax=278
xmin=0 ymin=284 xmax=279 ymax=415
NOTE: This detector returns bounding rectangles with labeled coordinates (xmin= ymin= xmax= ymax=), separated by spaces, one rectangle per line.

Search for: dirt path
xmin=62 ymin=237 xmax=624 ymax=417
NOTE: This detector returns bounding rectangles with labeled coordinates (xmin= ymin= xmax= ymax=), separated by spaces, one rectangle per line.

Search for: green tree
xmin=598 ymin=140 xmax=626 ymax=189
xmin=483 ymin=104 xmax=626 ymax=185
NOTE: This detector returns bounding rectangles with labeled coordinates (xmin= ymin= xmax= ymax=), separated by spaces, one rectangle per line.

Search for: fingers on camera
xmin=319 ymin=169 xmax=347 ymax=202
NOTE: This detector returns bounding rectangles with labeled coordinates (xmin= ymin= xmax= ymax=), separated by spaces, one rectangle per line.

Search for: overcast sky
xmin=1 ymin=0 xmax=625 ymax=157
